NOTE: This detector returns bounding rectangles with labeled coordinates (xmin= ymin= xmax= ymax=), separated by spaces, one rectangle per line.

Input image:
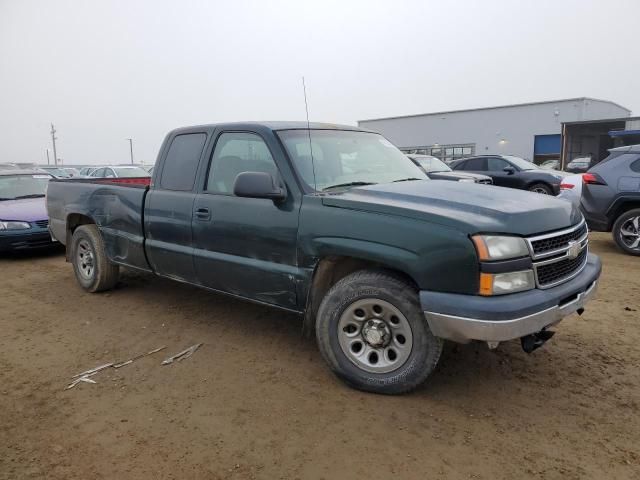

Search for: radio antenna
xmin=302 ymin=76 xmax=317 ymax=190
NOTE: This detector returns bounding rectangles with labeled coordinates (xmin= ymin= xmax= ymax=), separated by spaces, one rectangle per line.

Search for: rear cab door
xmin=144 ymin=129 xmax=209 ymax=283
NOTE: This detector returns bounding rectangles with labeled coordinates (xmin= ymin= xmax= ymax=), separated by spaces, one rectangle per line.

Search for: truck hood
xmin=321 ymin=180 xmax=581 ymax=236
xmin=0 ymin=197 xmax=47 ymax=222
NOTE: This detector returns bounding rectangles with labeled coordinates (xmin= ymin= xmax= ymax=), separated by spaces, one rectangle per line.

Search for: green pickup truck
xmin=47 ymin=122 xmax=601 ymax=394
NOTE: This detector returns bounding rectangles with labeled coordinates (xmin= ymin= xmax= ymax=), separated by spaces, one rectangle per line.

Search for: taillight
xmin=582 ymin=173 xmax=606 ymax=185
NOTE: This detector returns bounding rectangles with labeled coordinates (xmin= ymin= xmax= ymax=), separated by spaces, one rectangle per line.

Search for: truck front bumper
xmin=421 ymin=253 xmax=601 ymax=343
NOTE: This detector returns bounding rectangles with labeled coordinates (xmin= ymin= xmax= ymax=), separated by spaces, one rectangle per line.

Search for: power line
xmin=126 ymin=138 xmax=134 ymax=164
xmin=50 ymin=123 xmax=58 ymax=166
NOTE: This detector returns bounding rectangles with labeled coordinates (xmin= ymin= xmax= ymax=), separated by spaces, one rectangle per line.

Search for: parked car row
xmin=450 ymin=154 xmax=566 ymax=195
xmin=407 ymin=155 xmax=493 ymax=184
xmin=1 ymin=163 xmax=154 ymax=179
xmin=2 ymin=142 xmax=638 ymax=260
xmin=86 ymin=165 xmax=150 ymax=178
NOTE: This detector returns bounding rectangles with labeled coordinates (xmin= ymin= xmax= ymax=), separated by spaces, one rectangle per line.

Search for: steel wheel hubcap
xmin=338 ymin=298 xmax=413 ymax=374
xmin=77 ymin=240 xmax=95 ymax=279
xmin=619 ymin=216 xmax=640 ymax=250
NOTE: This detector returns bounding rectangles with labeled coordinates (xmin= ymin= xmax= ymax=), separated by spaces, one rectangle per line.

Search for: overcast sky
xmin=1 ymin=0 xmax=639 ymax=165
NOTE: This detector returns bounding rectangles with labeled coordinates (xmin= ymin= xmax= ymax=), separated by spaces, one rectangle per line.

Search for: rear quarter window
xmin=160 ymin=133 xmax=207 ymax=191
xmin=630 ymin=157 xmax=640 ymax=173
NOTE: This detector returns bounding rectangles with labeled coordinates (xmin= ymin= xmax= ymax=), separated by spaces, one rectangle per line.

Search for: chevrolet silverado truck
xmin=47 ymin=122 xmax=601 ymax=394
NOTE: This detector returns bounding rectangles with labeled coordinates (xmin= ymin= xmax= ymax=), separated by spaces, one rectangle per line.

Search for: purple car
xmin=0 ymin=170 xmax=57 ymax=252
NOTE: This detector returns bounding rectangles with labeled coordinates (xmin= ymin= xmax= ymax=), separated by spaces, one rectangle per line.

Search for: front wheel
xmin=612 ymin=209 xmax=640 ymax=256
xmin=71 ymin=225 xmax=120 ymax=292
xmin=528 ymin=183 xmax=553 ymax=195
xmin=315 ymin=270 xmax=443 ymax=394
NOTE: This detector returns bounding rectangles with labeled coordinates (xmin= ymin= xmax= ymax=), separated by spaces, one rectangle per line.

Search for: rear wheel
xmin=612 ymin=209 xmax=640 ymax=256
xmin=315 ymin=270 xmax=443 ymax=394
xmin=528 ymin=183 xmax=553 ymax=195
xmin=71 ymin=225 xmax=119 ymax=292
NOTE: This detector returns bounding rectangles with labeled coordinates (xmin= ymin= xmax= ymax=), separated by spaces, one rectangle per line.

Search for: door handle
xmin=194 ymin=207 xmax=210 ymax=220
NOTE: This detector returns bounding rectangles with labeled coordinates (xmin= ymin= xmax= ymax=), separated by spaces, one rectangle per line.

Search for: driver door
xmin=191 ymin=131 xmax=300 ymax=309
xmin=486 ymin=157 xmax=520 ymax=188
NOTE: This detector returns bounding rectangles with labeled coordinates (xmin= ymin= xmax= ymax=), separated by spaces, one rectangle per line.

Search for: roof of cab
xmin=169 ymin=121 xmax=373 ymax=135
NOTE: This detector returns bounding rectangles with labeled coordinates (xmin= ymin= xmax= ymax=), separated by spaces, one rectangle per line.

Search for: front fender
xmin=298 ymin=197 xmax=479 ymax=295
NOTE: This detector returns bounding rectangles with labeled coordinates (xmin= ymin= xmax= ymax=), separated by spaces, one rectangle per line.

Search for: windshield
xmin=113 ymin=167 xmax=150 ymax=177
xmin=0 ymin=174 xmax=51 ymax=200
xmin=413 ymin=156 xmax=451 ymax=173
xmin=277 ymin=130 xmax=427 ymax=190
xmin=503 ymin=155 xmax=538 ymax=171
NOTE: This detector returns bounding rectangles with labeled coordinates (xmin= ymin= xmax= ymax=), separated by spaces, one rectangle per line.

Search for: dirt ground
xmin=1 ymin=232 xmax=638 ymax=480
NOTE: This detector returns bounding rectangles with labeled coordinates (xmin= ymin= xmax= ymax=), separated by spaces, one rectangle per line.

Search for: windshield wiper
xmin=322 ymin=181 xmax=377 ymax=191
xmin=13 ymin=194 xmax=45 ymax=199
xmin=392 ymin=177 xmax=422 ymax=183
xmin=0 ymin=197 xmax=13 ymax=201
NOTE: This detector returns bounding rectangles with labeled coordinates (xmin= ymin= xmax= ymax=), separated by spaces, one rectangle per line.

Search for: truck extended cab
xmin=47 ymin=122 xmax=601 ymax=394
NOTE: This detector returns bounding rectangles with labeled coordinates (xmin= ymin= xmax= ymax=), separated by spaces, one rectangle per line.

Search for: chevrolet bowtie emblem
xmin=567 ymin=240 xmax=581 ymax=259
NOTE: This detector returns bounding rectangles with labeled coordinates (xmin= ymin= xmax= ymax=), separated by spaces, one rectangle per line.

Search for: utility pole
xmin=45 ymin=148 xmax=51 ymax=165
xmin=50 ymin=123 xmax=58 ymax=166
xmin=126 ymin=138 xmax=134 ymax=165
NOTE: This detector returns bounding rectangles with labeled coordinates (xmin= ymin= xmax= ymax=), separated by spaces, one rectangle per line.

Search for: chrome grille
xmin=536 ymin=249 xmax=588 ymax=287
xmin=530 ymin=223 xmax=588 ymax=257
xmin=527 ymin=220 xmax=589 ymax=288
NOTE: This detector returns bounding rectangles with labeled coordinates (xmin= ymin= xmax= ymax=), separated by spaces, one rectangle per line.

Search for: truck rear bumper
xmin=421 ymin=253 xmax=601 ymax=343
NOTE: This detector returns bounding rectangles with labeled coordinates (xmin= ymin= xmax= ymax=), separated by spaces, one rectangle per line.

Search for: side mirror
xmin=503 ymin=166 xmax=515 ymax=175
xmin=233 ymin=171 xmax=286 ymax=201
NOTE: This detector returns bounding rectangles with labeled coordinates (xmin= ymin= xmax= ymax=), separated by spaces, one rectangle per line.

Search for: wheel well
xmin=527 ymin=180 xmax=552 ymax=190
xmin=608 ymin=201 xmax=640 ymax=228
xmin=65 ymin=214 xmax=95 ymax=260
xmin=302 ymin=256 xmax=418 ymax=337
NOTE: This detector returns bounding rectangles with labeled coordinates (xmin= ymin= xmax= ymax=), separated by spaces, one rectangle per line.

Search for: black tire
xmin=70 ymin=225 xmax=119 ymax=292
xmin=528 ymin=183 xmax=553 ymax=195
xmin=315 ymin=270 xmax=443 ymax=395
xmin=612 ymin=208 xmax=640 ymax=256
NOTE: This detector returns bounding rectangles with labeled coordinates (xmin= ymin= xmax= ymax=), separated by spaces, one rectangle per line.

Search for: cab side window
xmin=462 ymin=158 xmax=486 ymax=171
xmin=487 ymin=157 xmax=510 ymax=172
xmin=207 ymin=132 xmax=279 ymax=194
xmin=160 ymin=133 xmax=207 ymax=191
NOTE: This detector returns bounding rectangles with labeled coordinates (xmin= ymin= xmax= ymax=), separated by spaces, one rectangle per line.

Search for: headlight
xmin=479 ymin=270 xmax=535 ymax=296
xmin=457 ymin=178 xmax=476 ymax=183
xmin=0 ymin=221 xmax=32 ymax=231
xmin=472 ymin=235 xmax=529 ymax=260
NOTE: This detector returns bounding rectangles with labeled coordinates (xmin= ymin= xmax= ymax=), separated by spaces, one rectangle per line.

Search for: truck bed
xmin=47 ymin=178 xmax=151 ymax=271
